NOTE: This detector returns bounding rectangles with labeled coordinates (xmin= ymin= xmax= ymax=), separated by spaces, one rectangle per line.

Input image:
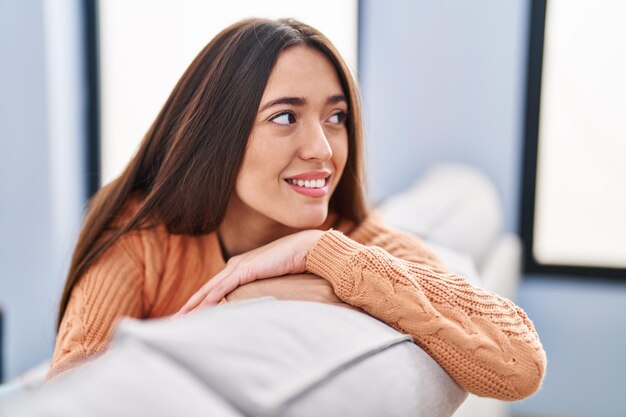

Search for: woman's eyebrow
xmin=259 ymin=94 xmax=347 ymax=112
xmin=326 ymin=94 xmax=347 ymax=105
xmin=260 ymin=97 xmax=306 ymax=112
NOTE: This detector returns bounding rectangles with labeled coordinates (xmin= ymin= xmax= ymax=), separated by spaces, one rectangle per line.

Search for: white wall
xmin=515 ymin=277 xmax=626 ymax=417
xmin=359 ymin=0 xmax=528 ymax=234
xmin=359 ymin=1 xmax=626 ymax=416
xmin=0 ymin=0 xmax=84 ymax=379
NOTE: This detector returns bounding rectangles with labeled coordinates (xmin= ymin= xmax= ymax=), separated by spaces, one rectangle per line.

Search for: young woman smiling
xmin=49 ymin=18 xmax=546 ymax=401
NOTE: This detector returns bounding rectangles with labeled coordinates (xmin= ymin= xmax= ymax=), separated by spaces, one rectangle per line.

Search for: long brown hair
xmin=57 ymin=18 xmax=368 ymax=328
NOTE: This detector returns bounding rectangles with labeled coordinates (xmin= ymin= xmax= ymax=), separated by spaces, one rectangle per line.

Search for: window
xmin=521 ymin=0 xmax=626 ymax=278
xmin=85 ymin=0 xmax=359 ymax=188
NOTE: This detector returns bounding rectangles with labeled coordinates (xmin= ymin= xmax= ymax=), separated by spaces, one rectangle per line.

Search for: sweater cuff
xmin=305 ymin=230 xmax=365 ymax=299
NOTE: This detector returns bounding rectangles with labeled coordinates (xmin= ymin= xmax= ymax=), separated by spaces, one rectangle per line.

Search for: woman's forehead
xmin=260 ymin=46 xmax=344 ymax=105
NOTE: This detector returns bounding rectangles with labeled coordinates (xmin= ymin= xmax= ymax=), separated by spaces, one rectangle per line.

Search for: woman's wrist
xmin=300 ymin=229 xmax=326 ymax=271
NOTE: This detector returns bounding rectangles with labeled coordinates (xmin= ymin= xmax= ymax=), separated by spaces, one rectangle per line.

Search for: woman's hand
xmin=224 ymin=273 xmax=360 ymax=311
xmin=176 ymin=229 xmax=325 ymax=315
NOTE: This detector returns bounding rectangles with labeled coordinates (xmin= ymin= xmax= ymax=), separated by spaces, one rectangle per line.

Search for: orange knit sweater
xmin=49 ymin=209 xmax=546 ymax=401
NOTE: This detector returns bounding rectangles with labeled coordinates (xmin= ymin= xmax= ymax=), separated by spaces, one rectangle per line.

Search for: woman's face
xmin=228 ymin=45 xmax=349 ymax=230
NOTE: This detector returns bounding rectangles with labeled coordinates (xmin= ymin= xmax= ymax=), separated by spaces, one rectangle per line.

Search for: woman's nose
xmin=299 ymin=122 xmax=333 ymax=161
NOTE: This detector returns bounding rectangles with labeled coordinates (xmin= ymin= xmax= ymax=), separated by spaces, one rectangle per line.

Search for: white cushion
xmin=6 ymin=299 xmax=467 ymax=417
xmin=379 ymin=163 xmax=503 ymax=268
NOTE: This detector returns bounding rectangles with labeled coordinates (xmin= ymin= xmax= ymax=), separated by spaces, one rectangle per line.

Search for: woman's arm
xmin=178 ymin=217 xmax=545 ymax=400
xmin=48 ymin=234 xmax=145 ymax=380
xmin=306 ymin=226 xmax=546 ymax=401
xmin=224 ymin=273 xmax=361 ymax=312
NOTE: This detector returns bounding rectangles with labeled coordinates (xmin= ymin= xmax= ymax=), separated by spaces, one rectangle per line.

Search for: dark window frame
xmin=84 ymin=0 xmax=100 ymax=198
xmin=520 ymin=0 xmax=626 ymax=280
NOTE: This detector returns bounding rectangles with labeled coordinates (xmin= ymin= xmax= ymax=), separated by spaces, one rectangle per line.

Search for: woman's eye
xmin=328 ymin=111 xmax=347 ymax=124
xmin=271 ymin=112 xmax=296 ymax=125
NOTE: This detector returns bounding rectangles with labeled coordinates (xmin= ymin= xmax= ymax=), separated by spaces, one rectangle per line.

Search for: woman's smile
xmin=284 ymin=170 xmax=332 ymax=198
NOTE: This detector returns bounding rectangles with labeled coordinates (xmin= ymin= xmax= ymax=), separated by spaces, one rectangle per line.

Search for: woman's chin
xmin=280 ymin=210 xmax=328 ymax=230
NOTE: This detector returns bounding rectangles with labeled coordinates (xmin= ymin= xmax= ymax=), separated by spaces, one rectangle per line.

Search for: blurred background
xmin=1 ymin=1 xmax=625 ymax=416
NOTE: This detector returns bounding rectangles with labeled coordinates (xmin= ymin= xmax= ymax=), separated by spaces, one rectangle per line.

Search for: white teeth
xmin=286 ymin=178 xmax=326 ymax=188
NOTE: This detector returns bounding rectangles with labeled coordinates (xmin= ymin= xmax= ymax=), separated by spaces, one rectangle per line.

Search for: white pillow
xmin=423 ymin=240 xmax=482 ymax=286
xmin=379 ymin=163 xmax=503 ymax=269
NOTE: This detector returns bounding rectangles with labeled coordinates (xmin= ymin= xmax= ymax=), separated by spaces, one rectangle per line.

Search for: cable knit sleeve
xmin=306 ymin=217 xmax=546 ymax=401
xmin=47 ymin=232 xmax=146 ymax=380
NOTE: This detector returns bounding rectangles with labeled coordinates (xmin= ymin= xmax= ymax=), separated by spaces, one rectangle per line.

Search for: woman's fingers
xmin=177 ymin=261 xmax=246 ymax=314
xmin=191 ymin=274 xmax=242 ymax=312
xmin=177 ymin=270 xmax=229 ymax=314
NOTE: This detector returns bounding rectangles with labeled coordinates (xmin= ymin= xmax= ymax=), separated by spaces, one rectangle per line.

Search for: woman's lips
xmin=284 ymin=177 xmax=329 ymax=198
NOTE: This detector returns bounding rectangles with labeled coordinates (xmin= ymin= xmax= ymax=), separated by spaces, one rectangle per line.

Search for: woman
xmin=50 ymin=18 xmax=546 ymax=401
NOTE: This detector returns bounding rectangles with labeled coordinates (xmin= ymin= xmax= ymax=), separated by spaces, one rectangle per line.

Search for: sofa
xmin=4 ymin=297 xmax=469 ymax=417
xmin=1 ymin=162 xmax=521 ymax=417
